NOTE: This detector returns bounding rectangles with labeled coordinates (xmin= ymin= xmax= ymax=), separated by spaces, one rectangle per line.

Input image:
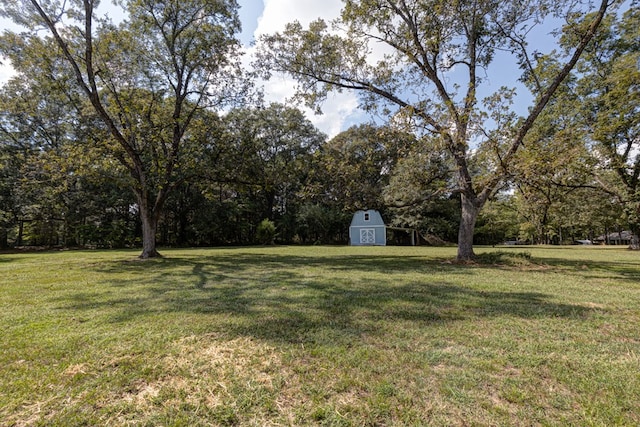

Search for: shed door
xmin=360 ymin=228 xmax=375 ymax=244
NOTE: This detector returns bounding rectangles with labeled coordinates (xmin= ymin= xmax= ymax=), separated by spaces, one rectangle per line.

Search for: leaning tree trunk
xmin=457 ymin=192 xmax=480 ymax=261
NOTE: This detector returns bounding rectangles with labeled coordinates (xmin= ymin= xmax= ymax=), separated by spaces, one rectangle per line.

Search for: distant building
xmin=594 ymin=230 xmax=635 ymax=245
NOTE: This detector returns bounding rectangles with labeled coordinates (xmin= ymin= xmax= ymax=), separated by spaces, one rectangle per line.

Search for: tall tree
xmin=0 ymin=69 xmax=141 ymax=248
xmin=257 ymin=0 xmax=614 ymax=260
xmin=221 ymin=104 xmax=326 ymax=240
xmin=510 ymin=68 xmax=597 ymax=244
xmin=310 ymin=124 xmax=412 ymax=212
xmin=1 ymin=0 xmax=244 ymax=258
xmin=0 ymin=135 xmax=20 ymax=248
xmin=0 ymin=59 xmax=80 ymax=247
xmin=570 ymin=6 xmax=640 ymax=248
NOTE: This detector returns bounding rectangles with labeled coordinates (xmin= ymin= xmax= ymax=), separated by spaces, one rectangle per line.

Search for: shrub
xmin=256 ymin=219 xmax=276 ymax=245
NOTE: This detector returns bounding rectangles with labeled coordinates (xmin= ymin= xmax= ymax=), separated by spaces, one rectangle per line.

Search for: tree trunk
xmin=137 ymin=197 xmax=162 ymax=259
xmin=457 ymin=193 xmax=480 ymax=261
xmin=140 ymin=212 xmax=161 ymax=258
xmin=17 ymin=220 xmax=24 ymax=246
xmin=0 ymin=227 xmax=8 ymax=249
xmin=630 ymin=224 xmax=640 ymax=250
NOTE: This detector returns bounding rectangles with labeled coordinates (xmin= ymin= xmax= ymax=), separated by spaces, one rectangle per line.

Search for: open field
xmin=1 ymin=245 xmax=639 ymax=426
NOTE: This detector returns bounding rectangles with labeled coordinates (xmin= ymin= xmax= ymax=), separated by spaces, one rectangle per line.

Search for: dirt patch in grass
xmin=99 ymin=335 xmax=298 ymax=424
xmin=63 ymin=363 xmax=90 ymax=377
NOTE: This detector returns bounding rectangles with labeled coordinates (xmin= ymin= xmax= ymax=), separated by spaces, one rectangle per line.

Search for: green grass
xmin=1 ymin=245 xmax=639 ymax=426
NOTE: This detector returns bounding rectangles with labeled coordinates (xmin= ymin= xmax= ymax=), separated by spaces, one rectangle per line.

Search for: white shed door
xmin=360 ymin=228 xmax=375 ymax=244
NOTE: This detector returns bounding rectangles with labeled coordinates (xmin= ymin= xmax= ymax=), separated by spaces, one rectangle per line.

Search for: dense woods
xmin=0 ymin=0 xmax=637 ymax=256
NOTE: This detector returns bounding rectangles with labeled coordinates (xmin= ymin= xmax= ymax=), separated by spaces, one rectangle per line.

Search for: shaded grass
xmin=1 ymin=245 xmax=639 ymax=426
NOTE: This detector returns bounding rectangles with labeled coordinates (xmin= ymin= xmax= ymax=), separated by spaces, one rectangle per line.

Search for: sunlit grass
xmin=1 ymin=245 xmax=639 ymax=425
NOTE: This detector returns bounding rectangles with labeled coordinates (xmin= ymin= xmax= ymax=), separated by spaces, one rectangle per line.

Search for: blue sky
xmin=238 ymin=0 xmax=370 ymax=136
xmin=237 ymin=0 xmax=263 ymax=46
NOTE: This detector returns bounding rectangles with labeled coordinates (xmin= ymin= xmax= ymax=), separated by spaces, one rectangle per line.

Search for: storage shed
xmin=349 ymin=210 xmax=387 ymax=246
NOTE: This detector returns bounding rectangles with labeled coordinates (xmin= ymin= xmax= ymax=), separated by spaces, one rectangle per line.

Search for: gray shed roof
xmin=350 ymin=210 xmax=385 ymax=227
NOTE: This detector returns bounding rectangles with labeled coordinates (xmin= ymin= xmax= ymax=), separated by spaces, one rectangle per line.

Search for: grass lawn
xmin=1 ymin=245 xmax=639 ymax=426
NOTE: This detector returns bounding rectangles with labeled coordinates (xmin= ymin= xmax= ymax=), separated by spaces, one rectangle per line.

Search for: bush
xmin=256 ymin=219 xmax=276 ymax=245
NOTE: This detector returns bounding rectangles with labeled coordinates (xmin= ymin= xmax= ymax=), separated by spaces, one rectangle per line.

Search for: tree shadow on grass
xmin=59 ymin=251 xmax=605 ymax=345
xmin=485 ymin=245 xmax=640 ymax=282
xmin=95 ymin=251 xmax=468 ymax=274
xmin=533 ymin=257 xmax=640 ymax=284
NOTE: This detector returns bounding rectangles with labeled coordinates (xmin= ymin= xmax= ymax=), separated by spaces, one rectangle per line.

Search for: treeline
xmin=0 ymin=107 xmax=462 ymax=248
xmin=0 ymin=103 xmax=628 ymax=249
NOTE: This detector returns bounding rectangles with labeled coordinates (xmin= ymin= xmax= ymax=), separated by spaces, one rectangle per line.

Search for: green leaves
xmin=256 ymin=18 xmax=371 ymax=113
xmin=1 ymin=0 xmax=246 ymax=256
xmin=570 ymin=6 xmax=640 ymax=239
xmin=256 ymin=0 xmax=614 ymax=259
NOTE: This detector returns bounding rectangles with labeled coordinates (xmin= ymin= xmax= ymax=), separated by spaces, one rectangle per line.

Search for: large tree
xmin=310 ymin=124 xmax=412 ymax=212
xmin=0 ymin=0 xmax=244 ymax=258
xmin=0 ymin=59 xmax=80 ymax=247
xmin=257 ymin=0 xmax=614 ymax=260
xmin=0 ymin=71 xmax=144 ymax=248
xmin=383 ymin=134 xmax=460 ymax=242
xmin=221 ymin=103 xmax=326 ymax=241
xmin=510 ymin=69 xmax=597 ymax=244
xmin=571 ymin=6 xmax=640 ymax=248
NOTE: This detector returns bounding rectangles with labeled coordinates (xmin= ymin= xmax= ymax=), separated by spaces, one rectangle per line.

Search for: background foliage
xmin=0 ymin=1 xmax=637 ymax=250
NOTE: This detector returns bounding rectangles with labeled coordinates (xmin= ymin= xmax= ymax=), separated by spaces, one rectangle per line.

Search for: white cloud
xmin=0 ymin=17 xmax=18 ymax=85
xmin=250 ymin=0 xmax=365 ymax=138
xmin=256 ymin=0 xmax=342 ymax=37
xmin=0 ymin=60 xmax=15 ymax=85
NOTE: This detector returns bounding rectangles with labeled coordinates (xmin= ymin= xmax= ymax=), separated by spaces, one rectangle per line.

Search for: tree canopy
xmin=575 ymin=6 xmax=640 ymax=247
xmin=1 ymin=0 xmax=246 ymax=257
xmin=256 ymin=0 xmax=615 ymax=260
